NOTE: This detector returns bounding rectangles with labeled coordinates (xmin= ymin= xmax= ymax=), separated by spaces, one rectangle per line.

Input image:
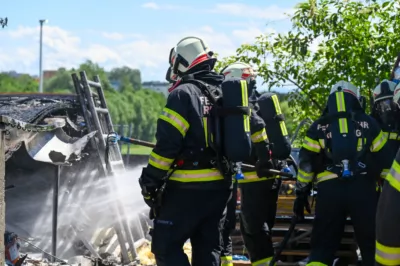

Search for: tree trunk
xmin=0 ymin=130 xmax=5 ymax=264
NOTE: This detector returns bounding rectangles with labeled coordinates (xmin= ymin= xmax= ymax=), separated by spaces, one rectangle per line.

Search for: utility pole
xmin=39 ymin=19 xmax=48 ymax=93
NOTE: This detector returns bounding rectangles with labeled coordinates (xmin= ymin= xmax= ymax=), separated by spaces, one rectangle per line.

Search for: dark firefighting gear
xmin=295 ymin=81 xmax=392 ymax=266
xmin=218 ymin=62 xmax=289 ymax=266
xmin=220 ymin=180 xmax=237 ymax=266
xmin=376 ymin=148 xmax=400 ymax=265
xmin=372 ymin=80 xmax=399 ymax=184
xmin=237 ymin=92 xmax=291 ymax=266
xmin=139 ymin=37 xmax=271 ymax=266
xmin=257 ymin=92 xmax=291 ymax=160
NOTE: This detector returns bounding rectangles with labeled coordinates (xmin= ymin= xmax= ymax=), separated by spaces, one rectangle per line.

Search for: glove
xmin=293 ymin=191 xmax=311 ymax=221
xmin=255 ymin=160 xmax=275 ymax=178
xmin=139 ymin=174 xmax=158 ymax=209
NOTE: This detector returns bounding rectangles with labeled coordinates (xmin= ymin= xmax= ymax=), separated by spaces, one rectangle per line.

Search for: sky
xmin=0 ymin=0 xmax=301 ymax=86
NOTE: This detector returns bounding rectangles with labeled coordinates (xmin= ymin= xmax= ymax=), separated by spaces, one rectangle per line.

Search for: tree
xmin=220 ymin=0 xmax=400 ymax=141
xmin=0 ymin=61 xmax=167 ymax=143
xmin=44 ymin=68 xmax=74 ymax=93
xmin=108 ymin=66 xmax=142 ymax=90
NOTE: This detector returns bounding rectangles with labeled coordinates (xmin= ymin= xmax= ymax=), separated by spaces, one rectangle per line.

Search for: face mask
xmin=374 ymin=99 xmax=398 ymax=129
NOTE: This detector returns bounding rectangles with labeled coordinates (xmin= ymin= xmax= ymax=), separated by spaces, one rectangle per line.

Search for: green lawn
xmin=120 ymin=144 xmax=152 ymax=155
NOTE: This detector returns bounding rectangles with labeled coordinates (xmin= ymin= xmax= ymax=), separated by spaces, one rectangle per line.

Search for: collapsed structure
xmin=2 ymin=72 xmax=148 ymax=266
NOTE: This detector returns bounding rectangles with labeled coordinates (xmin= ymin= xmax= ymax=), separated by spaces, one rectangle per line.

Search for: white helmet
xmin=220 ymin=62 xmax=257 ymax=82
xmin=172 ymin=36 xmax=216 ymax=75
xmin=330 ymin=80 xmax=359 ymax=98
xmin=373 ymin=79 xmax=396 ymax=102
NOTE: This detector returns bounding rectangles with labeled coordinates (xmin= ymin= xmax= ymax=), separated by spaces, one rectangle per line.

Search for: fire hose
xmin=107 ymin=133 xmax=294 ymax=179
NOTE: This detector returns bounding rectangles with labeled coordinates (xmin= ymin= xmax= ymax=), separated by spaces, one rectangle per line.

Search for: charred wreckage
xmin=2 ymin=72 xmax=149 ymax=266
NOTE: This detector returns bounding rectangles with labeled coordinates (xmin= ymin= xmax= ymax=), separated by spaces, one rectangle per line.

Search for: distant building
xmin=43 ymin=70 xmax=57 ymax=80
xmin=142 ymin=81 xmax=169 ymax=96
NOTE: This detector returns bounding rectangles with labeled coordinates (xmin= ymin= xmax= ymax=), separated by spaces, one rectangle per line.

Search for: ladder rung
xmin=87 ymin=80 xmax=102 ymax=88
xmin=95 ymin=107 xmax=109 ymax=114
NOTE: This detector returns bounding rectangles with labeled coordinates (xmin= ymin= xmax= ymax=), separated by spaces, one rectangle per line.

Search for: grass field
xmin=120 ymin=144 xmax=152 ymax=155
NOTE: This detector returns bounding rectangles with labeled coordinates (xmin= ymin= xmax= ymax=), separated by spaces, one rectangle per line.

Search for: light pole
xmin=39 ymin=19 xmax=48 ymax=93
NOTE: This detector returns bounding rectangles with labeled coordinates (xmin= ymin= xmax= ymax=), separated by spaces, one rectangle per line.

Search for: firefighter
xmin=221 ymin=62 xmax=291 ymax=266
xmin=375 ymin=85 xmax=400 ymax=265
xmin=139 ymin=37 xmax=272 ymax=266
xmin=294 ymin=81 xmax=391 ymax=266
xmin=372 ymin=80 xmax=400 ymax=170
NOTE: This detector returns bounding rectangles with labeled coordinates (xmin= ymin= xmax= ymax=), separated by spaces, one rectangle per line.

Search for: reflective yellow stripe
xmin=203 ymin=117 xmax=208 ymax=147
xmin=169 ymin=169 xmax=224 ymax=182
xmin=271 ymin=95 xmax=288 ymax=136
xmin=318 ymin=139 xmax=325 ymax=148
xmin=148 ymin=151 xmax=174 ymax=171
xmin=381 ymin=168 xmax=389 ymax=179
xmin=357 ymin=138 xmax=366 ymax=151
xmin=251 ymin=128 xmax=268 ymax=143
xmin=335 ymin=92 xmax=348 ymax=134
xmin=306 ymin=262 xmax=328 ymax=266
xmin=237 ymin=171 xmax=277 ymax=183
xmin=371 ymin=131 xmax=387 ymax=152
xmin=221 ymin=256 xmax=233 ymax=266
xmin=240 ymin=80 xmax=251 ymax=132
xmin=376 ymin=241 xmax=400 ymax=265
xmin=252 ymin=256 xmax=274 ymax=266
xmin=317 ymin=171 xmax=338 ymax=183
xmin=390 ymin=132 xmax=398 ymax=140
xmin=386 ymin=159 xmax=400 ymax=192
xmin=159 ymin=107 xmax=189 ymax=137
xmin=298 ymin=169 xmax=313 ymax=183
xmin=302 ymin=136 xmax=321 ymax=153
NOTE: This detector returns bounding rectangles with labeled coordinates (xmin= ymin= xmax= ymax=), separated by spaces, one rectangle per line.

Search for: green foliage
xmin=0 ymin=61 xmax=166 ymax=142
xmin=218 ymin=0 xmax=400 ymax=143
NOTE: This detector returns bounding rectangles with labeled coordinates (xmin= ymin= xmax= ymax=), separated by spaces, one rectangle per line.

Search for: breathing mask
xmin=373 ymin=98 xmax=399 ymax=130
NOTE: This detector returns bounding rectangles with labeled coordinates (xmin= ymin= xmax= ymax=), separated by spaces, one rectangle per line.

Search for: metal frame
xmin=71 ymin=71 xmax=137 ymax=263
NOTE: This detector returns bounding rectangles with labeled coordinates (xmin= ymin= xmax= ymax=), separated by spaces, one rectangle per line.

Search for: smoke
xmin=6 ymin=161 xmax=150 ymax=259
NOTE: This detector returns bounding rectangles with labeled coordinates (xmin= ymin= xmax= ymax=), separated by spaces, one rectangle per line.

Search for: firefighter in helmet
xmin=375 ymin=83 xmax=400 ymax=265
xmin=295 ymin=81 xmax=391 ymax=266
xmin=139 ymin=37 xmax=272 ymax=266
xmin=220 ymin=62 xmax=291 ymax=266
xmin=371 ymin=80 xmax=399 ymax=194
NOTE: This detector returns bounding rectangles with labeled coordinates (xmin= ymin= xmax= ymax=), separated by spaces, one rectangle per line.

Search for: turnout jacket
xmin=296 ymin=113 xmax=392 ymax=192
xmin=140 ymin=72 xmax=270 ymax=189
xmin=376 ymin=148 xmax=400 ymax=265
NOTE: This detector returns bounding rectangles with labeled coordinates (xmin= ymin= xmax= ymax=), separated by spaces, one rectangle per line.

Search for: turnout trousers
xmin=221 ymin=181 xmax=238 ymax=266
xmin=151 ymin=186 xmax=231 ymax=266
xmin=307 ymin=175 xmax=376 ymax=266
xmin=239 ymin=179 xmax=279 ymax=265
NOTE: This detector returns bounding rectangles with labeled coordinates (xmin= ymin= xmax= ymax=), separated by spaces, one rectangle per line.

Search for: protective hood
xmin=168 ymin=69 xmax=224 ymax=93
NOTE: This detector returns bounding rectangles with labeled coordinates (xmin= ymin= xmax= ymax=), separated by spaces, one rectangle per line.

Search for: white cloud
xmin=101 ymin=32 xmax=125 ymax=40
xmin=0 ymin=24 xmax=272 ymax=80
xmin=210 ymin=4 xmax=294 ymax=20
xmin=141 ymin=2 xmax=183 ymax=10
xmin=141 ymin=2 xmax=159 ymax=9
